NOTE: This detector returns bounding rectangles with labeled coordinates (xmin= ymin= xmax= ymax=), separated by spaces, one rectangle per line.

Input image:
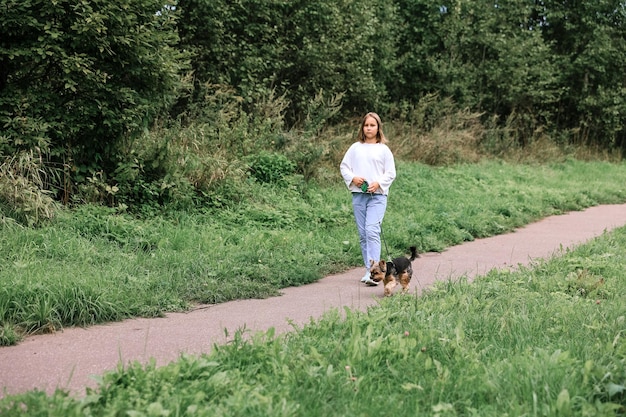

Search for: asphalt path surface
xmin=1 ymin=204 xmax=626 ymax=399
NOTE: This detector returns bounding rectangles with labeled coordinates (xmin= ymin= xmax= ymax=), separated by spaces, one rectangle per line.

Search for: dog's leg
xmin=384 ymin=276 xmax=397 ymax=297
xmin=401 ymin=265 xmax=414 ymax=294
xmin=399 ymin=272 xmax=411 ymax=294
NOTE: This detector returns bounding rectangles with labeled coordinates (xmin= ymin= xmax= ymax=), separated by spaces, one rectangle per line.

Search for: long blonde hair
xmin=356 ymin=112 xmax=388 ymax=144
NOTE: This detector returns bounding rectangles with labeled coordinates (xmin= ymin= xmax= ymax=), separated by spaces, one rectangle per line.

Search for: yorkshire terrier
xmin=369 ymin=246 xmax=419 ymax=297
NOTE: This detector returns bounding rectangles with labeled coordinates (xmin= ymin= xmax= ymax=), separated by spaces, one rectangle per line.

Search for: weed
xmin=22 ymin=295 xmax=60 ymax=334
xmin=0 ymin=324 xmax=20 ymax=346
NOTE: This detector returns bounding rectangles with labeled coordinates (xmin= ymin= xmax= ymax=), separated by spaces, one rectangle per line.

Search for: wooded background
xmin=1 ymin=0 xmax=625 ymax=214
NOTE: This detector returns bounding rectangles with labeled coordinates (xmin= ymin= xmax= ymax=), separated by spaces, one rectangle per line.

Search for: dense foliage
xmin=177 ymin=0 xmax=626 ymax=147
xmin=176 ymin=0 xmax=396 ymax=121
xmin=540 ymin=0 xmax=626 ymax=149
xmin=0 ymin=0 xmax=184 ymax=202
xmin=1 ymin=0 xmax=626 ymax=219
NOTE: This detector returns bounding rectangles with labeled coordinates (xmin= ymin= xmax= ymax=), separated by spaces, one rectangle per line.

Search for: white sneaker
xmin=363 ymin=277 xmax=378 ymax=286
xmin=360 ymin=271 xmax=378 ymax=286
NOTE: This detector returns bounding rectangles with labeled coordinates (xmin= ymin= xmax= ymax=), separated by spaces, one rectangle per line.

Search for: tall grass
xmin=0 ymin=151 xmax=59 ymax=226
xmin=1 ymin=160 xmax=625 ymax=346
xmin=2 ymin=225 xmax=624 ymax=416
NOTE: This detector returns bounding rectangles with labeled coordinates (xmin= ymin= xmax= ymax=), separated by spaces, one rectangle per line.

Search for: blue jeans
xmin=352 ymin=193 xmax=388 ymax=270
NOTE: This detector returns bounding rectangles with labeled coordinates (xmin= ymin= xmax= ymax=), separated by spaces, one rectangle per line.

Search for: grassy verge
xmin=2 ymin=220 xmax=624 ymax=415
xmin=1 ymin=159 xmax=625 ymax=346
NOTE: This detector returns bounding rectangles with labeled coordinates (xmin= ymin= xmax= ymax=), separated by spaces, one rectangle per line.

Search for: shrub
xmin=246 ymin=152 xmax=296 ymax=184
xmin=0 ymin=0 xmax=186 ymax=202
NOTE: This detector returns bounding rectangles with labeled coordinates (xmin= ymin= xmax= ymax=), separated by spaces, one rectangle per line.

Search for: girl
xmin=340 ymin=112 xmax=396 ymax=286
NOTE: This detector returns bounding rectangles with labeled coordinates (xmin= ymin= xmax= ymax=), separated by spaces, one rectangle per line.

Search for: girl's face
xmin=362 ymin=116 xmax=379 ymax=142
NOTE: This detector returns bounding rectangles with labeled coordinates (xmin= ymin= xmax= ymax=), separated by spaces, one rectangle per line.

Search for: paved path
xmin=1 ymin=204 xmax=626 ymax=399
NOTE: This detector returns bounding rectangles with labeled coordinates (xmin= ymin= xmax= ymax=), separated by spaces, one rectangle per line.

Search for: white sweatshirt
xmin=340 ymin=142 xmax=396 ymax=195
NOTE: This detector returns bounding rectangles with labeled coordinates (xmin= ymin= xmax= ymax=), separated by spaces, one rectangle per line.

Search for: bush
xmin=246 ymin=152 xmax=296 ymax=184
xmin=0 ymin=0 xmax=186 ymax=201
xmin=387 ymin=96 xmax=484 ymax=166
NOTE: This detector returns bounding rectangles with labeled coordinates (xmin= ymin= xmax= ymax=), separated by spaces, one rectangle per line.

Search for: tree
xmin=393 ymin=0 xmax=560 ymax=140
xmin=0 ymin=0 xmax=185 ymax=199
xmin=389 ymin=0 xmax=446 ymax=103
xmin=176 ymin=0 xmax=397 ymax=123
xmin=282 ymin=0 xmax=397 ymax=118
xmin=538 ymin=0 xmax=626 ymax=148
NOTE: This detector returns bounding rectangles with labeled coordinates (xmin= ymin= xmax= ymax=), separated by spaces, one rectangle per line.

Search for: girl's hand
xmin=368 ymin=182 xmax=380 ymax=193
xmin=352 ymin=177 xmax=366 ymax=187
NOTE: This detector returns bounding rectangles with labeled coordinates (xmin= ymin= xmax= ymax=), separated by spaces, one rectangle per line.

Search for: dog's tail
xmin=409 ymin=246 xmax=419 ymax=261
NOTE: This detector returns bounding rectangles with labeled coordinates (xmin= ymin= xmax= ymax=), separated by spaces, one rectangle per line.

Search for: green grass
xmin=0 ymin=159 xmax=625 ymax=346
xmin=1 ymin=222 xmax=624 ymax=416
